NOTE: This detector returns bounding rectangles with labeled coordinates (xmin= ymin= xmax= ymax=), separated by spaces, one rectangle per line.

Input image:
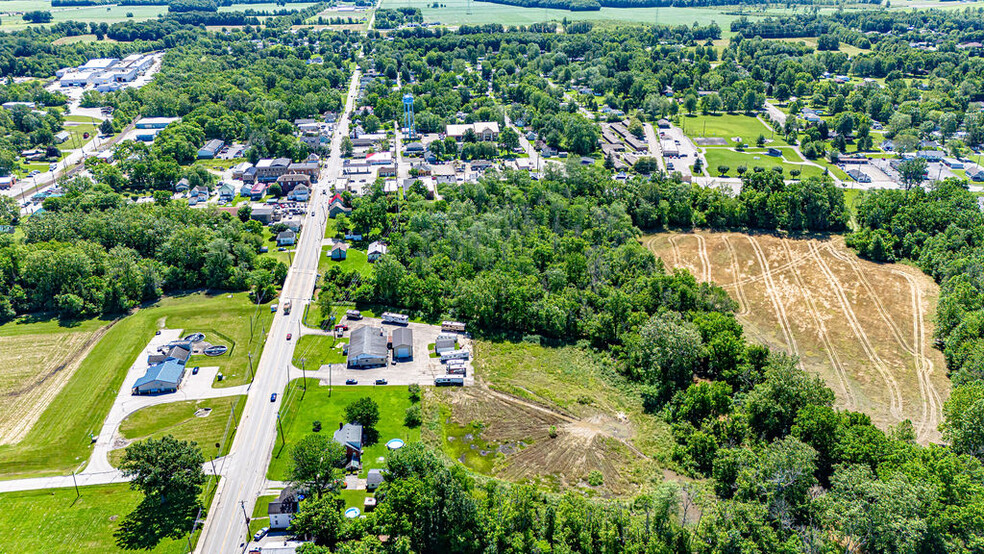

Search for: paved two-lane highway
xmin=195 ymin=68 xmax=361 ymax=554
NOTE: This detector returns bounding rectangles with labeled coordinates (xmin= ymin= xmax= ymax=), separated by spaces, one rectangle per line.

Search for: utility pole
xmin=72 ymin=470 xmax=80 ymax=499
xmin=276 ymin=411 xmax=285 ymax=447
xmin=247 ymin=352 xmax=254 ymax=382
xmin=301 ymin=358 xmax=307 ymax=392
xmin=240 ymin=499 xmax=250 ymax=526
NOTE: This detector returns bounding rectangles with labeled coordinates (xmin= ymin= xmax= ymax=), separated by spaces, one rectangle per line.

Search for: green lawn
xmin=319 ymin=246 xmax=372 ymax=277
xmin=194 ymin=158 xmax=246 ymax=171
xmin=61 ymin=123 xmax=97 ymax=150
xmin=703 ymin=148 xmax=827 ymax=179
xmin=680 ymin=113 xmax=787 ymax=147
xmin=0 ymin=292 xmax=271 ymax=480
xmin=268 ymin=381 xmax=420 ymax=481
xmin=293 ymin=334 xmax=349 ymax=368
xmin=0 ymin=484 xmax=189 ymax=553
xmin=260 ymin=227 xmax=292 ymax=266
xmin=248 ymin=493 xmax=278 ymax=537
xmin=107 ymin=396 xmax=245 ymax=468
xmin=323 ymin=217 xmax=338 ymax=239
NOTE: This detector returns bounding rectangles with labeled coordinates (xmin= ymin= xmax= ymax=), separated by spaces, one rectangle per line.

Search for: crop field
xmin=0 ymin=318 xmax=111 ymax=447
xmin=0 ymin=3 xmax=166 ymax=29
xmin=429 ymin=342 xmax=669 ymax=496
xmin=642 ymin=232 xmax=949 ymax=443
xmin=377 ymin=0 xmax=748 ymax=31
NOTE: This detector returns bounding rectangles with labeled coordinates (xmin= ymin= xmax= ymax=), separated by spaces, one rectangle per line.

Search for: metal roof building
xmin=132 ymin=359 xmax=185 ymax=395
xmin=347 ymin=326 xmax=388 ymax=368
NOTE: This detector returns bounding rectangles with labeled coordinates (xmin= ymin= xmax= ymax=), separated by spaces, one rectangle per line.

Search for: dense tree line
xmin=0 ymin=178 xmax=287 ymax=321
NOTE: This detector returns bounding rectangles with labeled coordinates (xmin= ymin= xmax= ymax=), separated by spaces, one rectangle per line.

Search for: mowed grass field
xmin=319 ymin=245 xmax=372 ymax=277
xmin=703 ymin=148 xmax=828 ymax=179
xmin=268 ymin=381 xmax=419 ymax=480
xmin=0 ymin=292 xmax=271 ymax=480
xmin=377 ymin=0 xmax=748 ymax=31
xmin=434 ymin=341 xmax=666 ymax=494
xmin=107 ymin=396 xmax=246 ymax=468
xmin=680 ymin=113 xmax=787 ymax=147
xmin=293 ymin=333 xmax=349 ymax=367
xmin=0 ymin=484 xmax=189 ymax=554
xmin=642 ymin=232 xmax=949 ymax=444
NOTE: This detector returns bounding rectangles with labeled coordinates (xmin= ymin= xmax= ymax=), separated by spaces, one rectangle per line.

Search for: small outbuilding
xmin=330 ymin=242 xmax=349 ymax=260
xmin=392 ymin=328 xmax=413 ymax=360
xmin=366 ymin=469 xmax=386 ymax=491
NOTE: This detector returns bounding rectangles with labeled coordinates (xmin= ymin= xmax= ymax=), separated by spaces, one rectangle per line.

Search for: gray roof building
xmin=392 ymin=328 xmax=413 ymax=360
xmin=366 ymin=468 xmax=386 ymax=491
xmin=347 ymin=326 xmax=388 ymax=368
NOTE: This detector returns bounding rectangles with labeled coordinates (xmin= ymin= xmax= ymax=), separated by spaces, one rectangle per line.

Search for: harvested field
xmin=0 ymin=320 xmax=112 ymax=446
xmin=642 ymin=232 xmax=949 ymax=443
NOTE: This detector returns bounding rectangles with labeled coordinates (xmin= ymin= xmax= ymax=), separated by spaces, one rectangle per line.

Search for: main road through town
xmin=195 ymin=67 xmax=361 ymax=554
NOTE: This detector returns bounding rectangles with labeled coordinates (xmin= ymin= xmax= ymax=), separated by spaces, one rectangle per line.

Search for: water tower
xmin=402 ymin=93 xmax=415 ymax=140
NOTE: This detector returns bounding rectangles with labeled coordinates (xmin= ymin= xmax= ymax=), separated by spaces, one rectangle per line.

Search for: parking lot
xmin=314 ymin=317 xmax=475 ymax=387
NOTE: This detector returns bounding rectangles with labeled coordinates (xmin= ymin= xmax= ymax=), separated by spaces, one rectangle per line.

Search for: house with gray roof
xmin=268 ymin=486 xmax=300 ymax=529
xmin=366 ymin=469 xmax=386 ymax=491
xmin=347 ymin=326 xmax=387 ymax=368
xmin=334 ymin=422 xmax=363 ymax=470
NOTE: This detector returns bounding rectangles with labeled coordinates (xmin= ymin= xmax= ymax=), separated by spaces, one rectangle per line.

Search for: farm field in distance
xmin=643 ymin=232 xmax=949 ymax=443
xmin=377 ymin=0 xmax=750 ymax=31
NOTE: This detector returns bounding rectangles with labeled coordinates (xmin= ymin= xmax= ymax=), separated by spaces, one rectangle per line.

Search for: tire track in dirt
xmin=721 ymin=235 xmax=750 ymax=317
xmin=781 ymin=240 xmax=856 ymax=409
xmin=667 ymin=235 xmax=682 ymax=268
xmin=694 ymin=234 xmax=712 ymax=282
xmin=722 ymin=242 xmax=833 ymax=288
xmin=746 ymin=235 xmax=800 ymax=358
xmin=891 ymin=269 xmax=944 ymax=442
xmin=827 ymin=247 xmax=938 ymax=437
xmin=809 ymin=242 xmax=903 ymax=419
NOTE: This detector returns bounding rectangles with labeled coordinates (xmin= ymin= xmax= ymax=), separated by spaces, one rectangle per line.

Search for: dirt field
xmin=0 ymin=321 xmax=113 ymax=445
xmin=428 ymin=342 xmax=668 ymax=496
xmin=642 ymin=232 xmax=949 ymax=443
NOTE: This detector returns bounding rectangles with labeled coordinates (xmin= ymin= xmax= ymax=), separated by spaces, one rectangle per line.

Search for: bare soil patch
xmin=642 ymin=232 xmax=949 ymax=443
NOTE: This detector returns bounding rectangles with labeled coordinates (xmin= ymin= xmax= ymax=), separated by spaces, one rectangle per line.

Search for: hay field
xmin=0 ymin=319 xmax=111 ymax=446
xmin=643 ymin=232 xmax=949 ymax=443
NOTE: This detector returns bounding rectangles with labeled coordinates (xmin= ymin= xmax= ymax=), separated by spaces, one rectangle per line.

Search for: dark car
xmin=270 ymin=393 xmax=277 ymax=402
xmin=345 ymin=379 xmax=358 ymax=385
xmin=375 ymin=379 xmax=388 ymax=385
xmin=192 ymin=366 xmax=199 ymax=375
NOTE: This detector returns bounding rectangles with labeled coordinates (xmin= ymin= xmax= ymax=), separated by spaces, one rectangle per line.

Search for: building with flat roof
xmin=198 ymin=139 xmax=224 ymax=159
xmin=135 ymin=117 xmax=179 ymax=130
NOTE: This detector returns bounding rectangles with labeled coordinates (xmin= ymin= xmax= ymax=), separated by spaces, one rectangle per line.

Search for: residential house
xmin=431 ymin=164 xmax=456 ymax=184
xmin=277 ymin=229 xmax=296 ymax=246
xmin=367 ymin=241 xmax=387 ymax=262
xmin=334 ymin=422 xmax=363 ymax=470
xmin=391 ymin=328 xmax=413 ymax=360
xmin=330 ymin=241 xmax=349 ymax=260
xmin=249 ymin=183 xmax=267 ymax=201
xmin=967 ymin=166 xmax=984 ymax=182
xmin=377 ymin=164 xmax=397 ymax=178
xmin=54 ymin=130 xmax=70 ymax=144
xmin=329 ymin=196 xmax=351 ymax=218
xmin=218 ymin=183 xmax=235 ymax=203
xmin=268 ymin=487 xmax=300 ymax=529
xmin=346 ymin=326 xmax=388 ymax=368
xmin=288 ymin=183 xmax=310 ymax=202
xmin=174 ymin=178 xmax=190 ymax=192
xmin=239 ymin=182 xmax=253 ymax=197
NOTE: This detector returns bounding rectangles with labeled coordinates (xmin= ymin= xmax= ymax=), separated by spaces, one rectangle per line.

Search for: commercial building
xmin=445 ymin=122 xmax=500 ymax=142
xmin=132 ymin=359 xmax=185 ymax=395
xmin=392 ymin=328 xmax=413 ymax=360
xmin=347 ymin=326 xmax=388 ymax=368
xmin=198 ymin=139 xmax=224 ymax=159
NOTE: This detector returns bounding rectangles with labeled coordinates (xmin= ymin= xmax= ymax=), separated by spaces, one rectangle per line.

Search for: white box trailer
xmin=382 ymin=312 xmax=409 ymax=325
xmin=441 ymin=321 xmax=466 ymax=332
xmin=440 ymin=349 xmax=469 ymax=362
xmin=446 ymin=366 xmax=466 ymax=376
xmin=435 ymin=376 xmax=464 ymax=387
xmin=346 ymin=309 xmax=363 ymax=320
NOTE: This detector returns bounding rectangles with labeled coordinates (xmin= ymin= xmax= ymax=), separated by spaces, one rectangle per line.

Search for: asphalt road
xmin=194 ymin=68 xmax=362 ymax=554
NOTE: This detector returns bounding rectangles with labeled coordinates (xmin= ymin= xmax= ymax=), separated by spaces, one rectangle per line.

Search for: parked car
xmin=254 ymin=527 xmax=269 ymax=541
xmin=375 ymin=379 xmax=388 ymax=385
xmin=192 ymin=367 xmax=199 ymax=375
xmin=286 ymin=333 xmax=292 ymax=340
xmin=270 ymin=393 xmax=277 ymax=402
xmin=346 ymin=379 xmax=358 ymax=385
